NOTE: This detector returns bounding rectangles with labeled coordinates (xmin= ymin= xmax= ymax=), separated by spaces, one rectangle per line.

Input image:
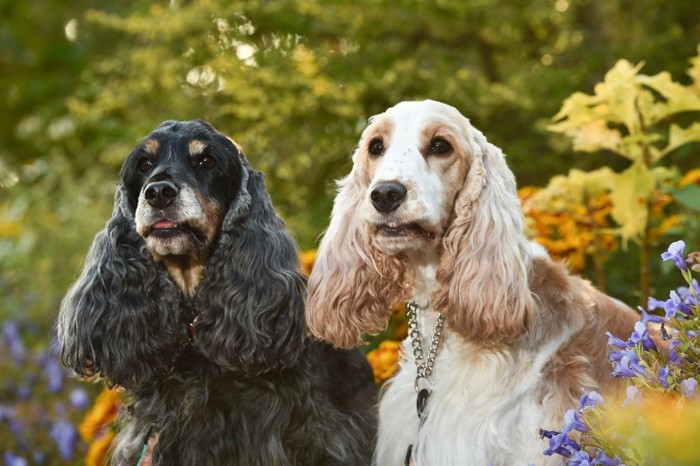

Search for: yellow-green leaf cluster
xmin=550 ymin=51 xmax=700 ymax=164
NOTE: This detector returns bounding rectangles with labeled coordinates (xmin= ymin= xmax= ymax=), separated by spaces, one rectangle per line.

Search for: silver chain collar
xmin=406 ymin=300 xmax=445 ymax=391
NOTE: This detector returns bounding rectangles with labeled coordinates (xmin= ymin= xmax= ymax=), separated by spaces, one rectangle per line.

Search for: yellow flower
xmin=79 ymin=389 xmax=121 ymax=442
xmin=366 ymin=340 xmax=402 ymax=384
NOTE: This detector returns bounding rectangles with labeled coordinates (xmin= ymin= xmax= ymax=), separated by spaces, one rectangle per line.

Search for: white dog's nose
xmin=370 ymin=181 xmax=407 ymax=212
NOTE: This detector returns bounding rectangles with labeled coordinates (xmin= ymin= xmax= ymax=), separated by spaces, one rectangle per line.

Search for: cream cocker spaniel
xmin=306 ymin=100 xmax=639 ymax=466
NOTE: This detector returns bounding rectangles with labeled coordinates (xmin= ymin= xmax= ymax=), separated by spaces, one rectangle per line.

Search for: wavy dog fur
xmin=58 ymin=120 xmax=376 ymax=465
xmin=307 ymin=100 xmax=639 ymax=465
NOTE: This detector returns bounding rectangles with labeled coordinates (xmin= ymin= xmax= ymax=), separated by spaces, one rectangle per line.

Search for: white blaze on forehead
xmin=367 ymin=101 xmax=466 ymax=224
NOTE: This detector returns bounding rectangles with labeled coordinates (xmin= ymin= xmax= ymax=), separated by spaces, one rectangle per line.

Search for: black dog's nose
xmin=370 ymin=181 xmax=407 ymax=213
xmin=144 ymin=181 xmax=179 ymax=208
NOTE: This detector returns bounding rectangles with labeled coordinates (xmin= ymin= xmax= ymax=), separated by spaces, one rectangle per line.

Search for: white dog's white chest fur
xmin=374 ymin=264 xmax=567 ymax=466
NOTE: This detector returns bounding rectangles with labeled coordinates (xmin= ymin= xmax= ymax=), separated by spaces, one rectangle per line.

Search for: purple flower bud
xmin=568 ymin=450 xmax=592 ymax=466
xmin=657 ymin=366 xmax=670 ymax=389
xmin=563 ymin=408 xmax=588 ymax=433
xmin=681 ymin=378 xmax=698 ymax=398
xmin=606 ymin=332 xmax=627 ymax=349
xmin=622 ymin=385 xmax=642 ymax=407
xmin=3 ymin=452 xmax=28 ymax=466
xmin=543 ymin=432 xmax=581 ymax=457
xmin=639 ymin=306 xmax=664 ymax=323
xmin=69 ymin=388 xmax=90 ymax=410
xmin=662 ymin=240 xmax=688 ymax=272
xmin=594 ymin=450 xmax=623 ymax=466
xmin=647 ymin=297 xmax=666 ymax=311
xmin=49 ymin=419 xmax=78 ymax=461
xmin=664 ymin=291 xmax=692 ymax=319
xmin=669 ymin=339 xmax=682 ymax=363
xmin=0 ymin=404 xmax=16 ymax=422
xmin=627 ymin=321 xmax=657 ymax=350
xmin=43 ymin=359 xmax=64 ymax=394
xmin=579 ymin=391 xmax=604 ymax=410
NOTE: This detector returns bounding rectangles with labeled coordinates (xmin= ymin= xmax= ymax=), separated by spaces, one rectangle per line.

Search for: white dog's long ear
xmin=433 ymin=128 xmax=534 ymax=342
xmin=306 ymin=162 xmax=412 ymax=349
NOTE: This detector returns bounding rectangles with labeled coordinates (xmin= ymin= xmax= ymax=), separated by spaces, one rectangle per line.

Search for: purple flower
xmin=658 ymin=365 xmax=671 ymax=388
xmin=639 ymin=305 xmax=664 ymax=324
xmin=611 ymin=350 xmax=645 ymax=378
xmin=3 ymin=452 xmax=28 ymax=466
xmin=627 ymin=321 xmax=657 ymax=350
xmin=664 ymin=291 xmax=692 ymax=319
xmin=647 ymin=297 xmax=666 ymax=311
xmin=681 ymin=378 xmax=698 ymax=398
xmin=69 ymin=388 xmax=90 ymax=410
xmin=0 ymin=404 xmax=16 ymax=422
xmin=543 ymin=432 xmax=581 ymax=457
xmin=594 ymin=450 xmax=623 ymax=466
xmin=579 ymin=391 xmax=604 ymax=410
xmin=43 ymin=359 xmax=64 ymax=393
xmin=606 ymin=332 xmax=627 ymax=350
xmin=662 ymin=240 xmax=688 ymax=272
xmin=622 ymin=385 xmax=642 ymax=407
xmin=3 ymin=321 xmax=26 ymax=364
xmin=539 ymin=429 xmax=559 ymax=439
xmin=568 ymin=450 xmax=592 ymax=466
xmin=669 ymin=339 xmax=682 ymax=363
xmin=49 ymin=419 xmax=78 ymax=460
xmin=563 ymin=408 xmax=588 ymax=433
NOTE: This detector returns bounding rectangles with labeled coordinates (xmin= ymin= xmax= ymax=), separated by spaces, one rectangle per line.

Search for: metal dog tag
xmin=416 ymin=388 xmax=431 ymax=419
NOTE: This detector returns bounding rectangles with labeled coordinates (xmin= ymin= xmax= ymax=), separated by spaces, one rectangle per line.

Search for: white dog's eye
xmin=369 ymin=139 xmax=384 ymax=157
xmin=429 ymin=138 xmax=452 ymax=156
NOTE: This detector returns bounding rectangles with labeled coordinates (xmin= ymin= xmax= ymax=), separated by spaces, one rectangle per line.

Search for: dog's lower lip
xmin=153 ymin=220 xmax=178 ymax=230
xmin=377 ymin=223 xmax=435 ymax=239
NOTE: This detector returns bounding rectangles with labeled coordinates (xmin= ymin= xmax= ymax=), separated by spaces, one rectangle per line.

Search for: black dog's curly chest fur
xmin=58 ymin=120 xmax=377 ymax=465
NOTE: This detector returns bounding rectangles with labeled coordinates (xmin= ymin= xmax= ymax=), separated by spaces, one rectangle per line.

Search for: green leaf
xmin=672 ymin=184 xmax=700 ymax=213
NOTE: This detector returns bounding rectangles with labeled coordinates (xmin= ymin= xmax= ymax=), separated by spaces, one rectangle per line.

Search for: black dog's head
xmin=58 ymin=120 xmax=306 ymax=390
xmin=122 ymin=120 xmax=241 ymax=267
xmin=119 ymin=120 xmax=247 ymax=295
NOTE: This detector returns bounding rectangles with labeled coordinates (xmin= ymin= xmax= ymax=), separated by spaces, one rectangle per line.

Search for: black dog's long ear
xmin=193 ymin=165 xmax=307 ymax=375
xmin=57 ymin=186 xmax=184 ymax=391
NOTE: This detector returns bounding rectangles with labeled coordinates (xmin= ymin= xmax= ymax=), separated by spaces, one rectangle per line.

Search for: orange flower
xmin=79 ymin=389 xmax=121 ymax=442
xmin=86 ymin=429 xmax=116 ymax=466
xmin=299 ymin=250 xmax=317 ymax=276
xmin=680 ymin=168 xmax=700 ymax=188
xmin=366 ymin=340 xmax=402 ymax=384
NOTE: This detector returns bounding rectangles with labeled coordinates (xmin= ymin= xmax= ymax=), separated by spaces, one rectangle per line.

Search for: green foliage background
xmin=1 ymin=0 xmax=699 ymax=319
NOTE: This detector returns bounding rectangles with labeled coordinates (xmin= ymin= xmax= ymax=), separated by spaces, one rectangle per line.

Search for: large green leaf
xmin=673 ymin=184 xmax=700 ymax=213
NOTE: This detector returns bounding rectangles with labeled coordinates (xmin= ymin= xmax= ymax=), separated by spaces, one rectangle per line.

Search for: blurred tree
xmin=1 ymin=0 xmax=699 ymax=318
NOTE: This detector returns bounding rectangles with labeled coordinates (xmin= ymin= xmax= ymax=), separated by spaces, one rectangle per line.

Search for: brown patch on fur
xmin=188 ymin=139 xmax=207 ymax=155
xmin=157 ymin=193 xmax=223 ymax=297
xmin=306 ymin=169 xmax=413 ymax=349
xmin=163 ymin=257 xmax=205 ymax=298
xmin=433 ymin=131 xmax=534 ymax=342
xmin=531 ymin=257 xmax=639 ymax=410
xmin=144 ymin=138 xmax=160 ymax=154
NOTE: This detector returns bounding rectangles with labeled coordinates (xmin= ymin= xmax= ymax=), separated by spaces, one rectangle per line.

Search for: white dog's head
xmin=307 ymin=100 xmax=534 ymax=348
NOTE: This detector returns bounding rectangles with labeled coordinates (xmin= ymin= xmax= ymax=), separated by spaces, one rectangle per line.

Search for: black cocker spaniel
xmin=57 ymin=120 xmax=377 ymax=465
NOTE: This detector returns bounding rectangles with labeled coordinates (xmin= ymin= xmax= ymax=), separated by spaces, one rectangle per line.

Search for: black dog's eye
xmin=137 ymin=158 xmax=153 ymax=173
xmin=198 ymin=155 xmax=217 ymax=169
xmin=429 ymin=138 xmax=452 ymax=156
xmin=369 ymin=139 xmax=384 ymax=157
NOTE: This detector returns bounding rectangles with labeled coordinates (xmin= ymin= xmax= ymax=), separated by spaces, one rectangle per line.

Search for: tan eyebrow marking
xmin=188 ymin=139 xmax=207 ymax=155
xmin=144 ymin=138 xmax=160 ymax=154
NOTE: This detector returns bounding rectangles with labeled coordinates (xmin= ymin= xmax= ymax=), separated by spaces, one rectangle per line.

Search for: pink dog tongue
xmin=153 ymin=220 xmax=177 ymax=229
